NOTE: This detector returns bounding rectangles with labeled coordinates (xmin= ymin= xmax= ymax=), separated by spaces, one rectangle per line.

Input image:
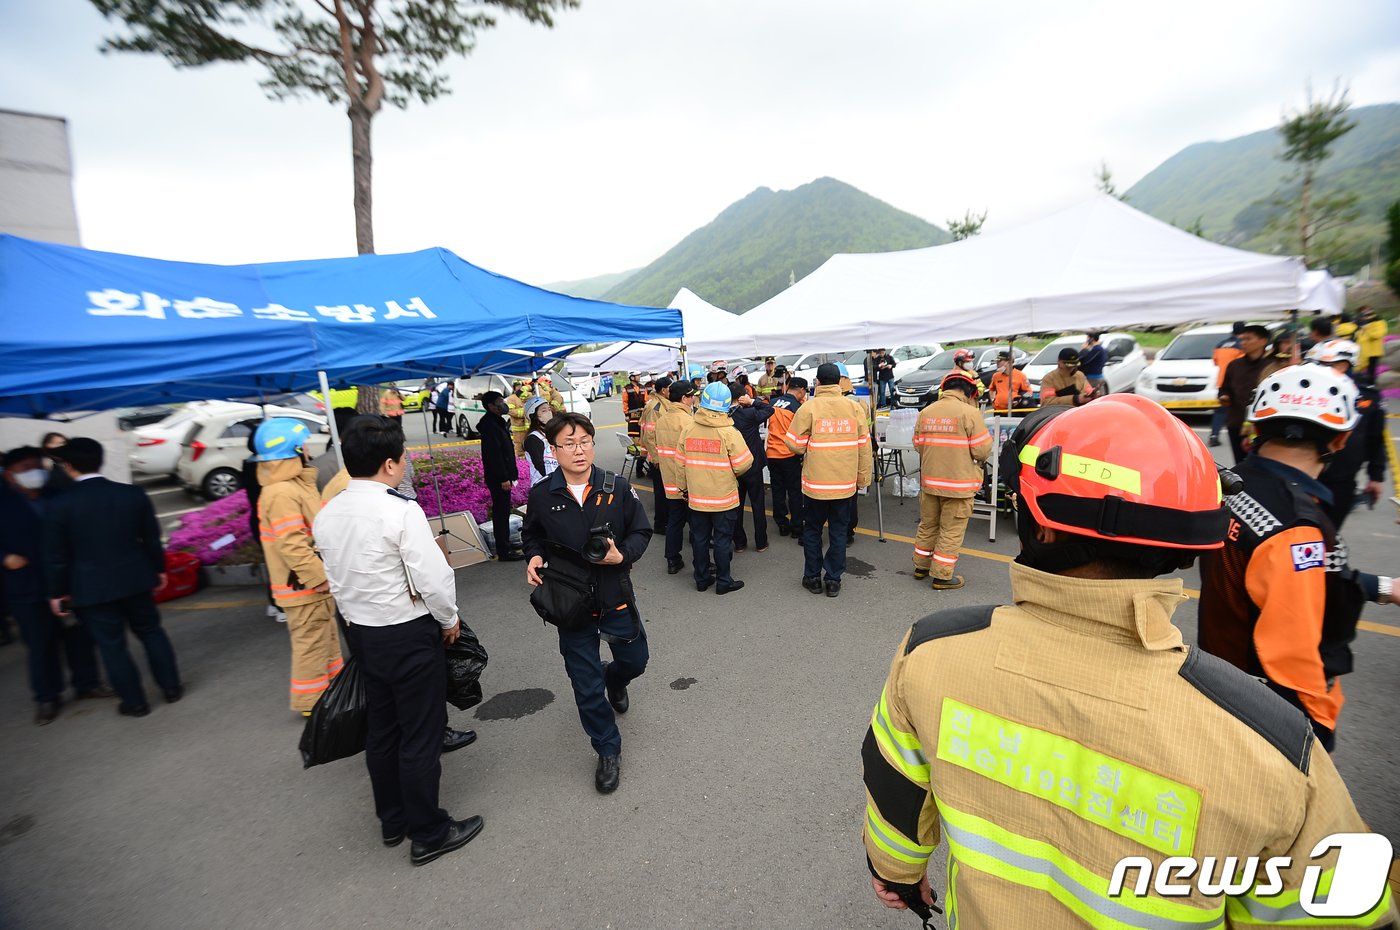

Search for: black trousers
xmin=77 ymin=591 xmax=180 ymax=709
xmin=690 ymin=508 xmax=739 ymax=588
xmin=490 ymin=483 xmax=513 ymax=555
xmin=1321 ymin=478 xmax=1358 ymax=531
xmin=768 ymin=456 xmax=804 ymax=532
xmin=664 ymin=498 xmax=690 ymax=564
xmin=651 ymin=476 xmax=671 ymax=534
xmin=1227 ymin=425 xmax=1246 ymax=465
xmin=731 ymin=467 xmax=768 ymax=550
xmin=12 ymin=599 xmax=101 ymax=703
xmin=357 ymin=615 xmax=451 ymax=846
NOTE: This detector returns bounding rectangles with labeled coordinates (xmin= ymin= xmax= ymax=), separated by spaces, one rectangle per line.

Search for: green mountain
xmin=603 ymin=177 xmax=951 ymax=312
xmin=546 ymin=268 xmax=640 ymax=300
xmin=1126 ymin=103 xmax=1400 ymax=272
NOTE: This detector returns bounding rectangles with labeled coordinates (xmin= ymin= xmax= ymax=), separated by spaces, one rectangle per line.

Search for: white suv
xmin=451 ymin=373 xmax=593 ymax=438
xmin=175 ymin=405 xmax=329 ymax=499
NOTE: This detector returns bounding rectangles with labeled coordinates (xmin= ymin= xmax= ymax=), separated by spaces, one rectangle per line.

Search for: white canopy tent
xmin=686 ymin=196 xmax=1311 ymax=359
xmin=1297 ymin=269 xmax=1345 ymax=315
xmin=563 ymin=287 xmax=738 ymax=375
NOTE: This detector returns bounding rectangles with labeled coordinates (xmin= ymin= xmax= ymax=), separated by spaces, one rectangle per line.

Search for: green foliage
xmin=89 ymin=0 xmax=577 ymax=110
xmin=547 ymin=268 xmax=641 ymax=299
xmin=947 ymin=209 xmax=987 ymax=241
xmin=1127 ymin=103 xmax=1400 ymax=272
xmin=603 ymin=178 xmax=950 ymax=312
xmin=1386 ymin=201 xmax=1400 ymax=298
xmin=1095 ymin=161 xmax=1125 ymax=201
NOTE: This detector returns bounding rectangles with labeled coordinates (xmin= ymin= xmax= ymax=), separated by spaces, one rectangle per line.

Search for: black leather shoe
xmin=667 ymin=559 xmax=684 ymax=575
xmin=825 ymin=579 xmax=842 ymax=598
xmin=35 ymin=701 xmax=60 ymax=726
xmin=604 ymin=663 xmax=629 ymax=714
xmin=734 ymin=543 xmax=747 ymax=552
xmin=382 ymin=827 xmax=406 ymax=848
xmin=442 ymin=727 xmax=478 ymax=753
xmin=163 ymin=685 xmax=184 ymax=704
xmin=802 ymin=576 xmax=823 ymax=594
xmin=497 ymin=550 xmax=525 ymax=562
xmin=716 ymin=580 xmax=745 ymax=595
xmin=696 ymin=579 xmax=713 ymax=592
xmin=75 ymin=684 xmax=115 ymax=700
xmin=847 ymin=534 xmax=856 ymax=545
xmin=595 ymin=754 xmax=621 ymax=794
xmin=118 ymin=702 xmax=151 ymax=718
xmin=410 ymin=815 xmax=484 ymax=866
xmin=778 ymin=525 xmax=790 ymax=537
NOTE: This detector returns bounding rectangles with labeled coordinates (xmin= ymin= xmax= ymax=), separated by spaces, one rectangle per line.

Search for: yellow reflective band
xmin=1225 ymin=867 xmax=1394 ymax=926
xmin=1019 ymin=444 xmax=1142 ymax=496
xmin=265 ymin=436 xmax=285 ymax=447
xmin=870 ymin=688 xmax=930 ymax=784
xmin=939 ymin=803 xmax=1224 ymax=930
xmin=866 ymin=801 xmax=934 ymax=865
xmin=936 ymin=698 xmax=1201 ymax=858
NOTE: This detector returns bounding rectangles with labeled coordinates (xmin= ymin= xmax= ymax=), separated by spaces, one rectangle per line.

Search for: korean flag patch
xmin=1290 ymin=541 xmax=1326 ymax=571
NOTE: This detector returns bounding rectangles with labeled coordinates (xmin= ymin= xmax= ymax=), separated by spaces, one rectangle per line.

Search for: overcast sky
xmin=3 ymin=0 xmax=1399 ymax=290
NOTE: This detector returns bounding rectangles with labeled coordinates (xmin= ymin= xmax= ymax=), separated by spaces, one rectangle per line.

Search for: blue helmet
xmin=253 ymin=417 xmax=313 ymax=462
xmin=834 ymin=361 xmax=851 ymax=378
xmin=699 ymin=382 xmax=733 ymax=413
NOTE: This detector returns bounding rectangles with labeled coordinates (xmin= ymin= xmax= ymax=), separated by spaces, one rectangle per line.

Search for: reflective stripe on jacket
xmin=257 ymin=459 xmax=333 ymax=607
xmin=915 ymin=394 xmax=992 ymax=498
xmin=639 ymin=395 xmax=667 ymax=460
xmin=784 ymin=384 xmax=871 ymax=499
xmin=653 ymin=401 xmax=694 ymax=500
xmin=675 ymin=407 xmax=753 ymax=512
xmin=864 ymin=562 xmax=1397 ymax=929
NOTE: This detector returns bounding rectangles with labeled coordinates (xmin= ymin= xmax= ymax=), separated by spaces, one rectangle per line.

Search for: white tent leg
xmin=318 ymin=370 xmax=345 ymax=473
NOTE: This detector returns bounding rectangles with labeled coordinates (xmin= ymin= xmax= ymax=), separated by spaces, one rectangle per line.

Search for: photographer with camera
xmin=521 ymin=413 xmax=652 ymax=794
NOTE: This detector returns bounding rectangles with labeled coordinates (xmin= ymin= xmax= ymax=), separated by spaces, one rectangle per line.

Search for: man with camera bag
xmin=522 ymin=413 xmax=653 ymax=794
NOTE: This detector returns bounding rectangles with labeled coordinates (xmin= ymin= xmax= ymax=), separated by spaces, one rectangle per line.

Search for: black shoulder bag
xmin=528 ymin=471 xmax=616 ymax=631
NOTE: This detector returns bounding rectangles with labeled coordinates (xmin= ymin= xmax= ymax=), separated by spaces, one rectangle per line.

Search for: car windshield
xmin=1029 ymin=340 xmax=1081 ymax=365
xmin=1158 ymin=331 xmax=1227 ymax=361
xmin=920 ymin=349 xmax=961 ymax=371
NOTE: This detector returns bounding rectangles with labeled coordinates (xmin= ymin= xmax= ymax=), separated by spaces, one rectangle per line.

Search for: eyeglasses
xmin=553 ymin=439 xmax=595 ymax=452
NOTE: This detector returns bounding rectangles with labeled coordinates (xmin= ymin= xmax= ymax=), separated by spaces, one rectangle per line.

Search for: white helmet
xmin=731 ymin=365 xmax=747 ymax=378
xmin=1305 ymin=339 xmax=1360 ymax=367
xmin=1249 ymin=364 xmax=1359 ymax=433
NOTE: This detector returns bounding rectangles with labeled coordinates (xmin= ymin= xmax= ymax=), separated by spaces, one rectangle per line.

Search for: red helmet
xmin=939 ymin=369 xmax=980 ymax=394
xmin=953 ymin=348 xmax=976 ymax=366
xmin=1010 ymin=394 xmax=1225 ymax=549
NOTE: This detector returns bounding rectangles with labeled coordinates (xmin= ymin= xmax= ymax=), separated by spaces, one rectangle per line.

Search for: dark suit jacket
xmin=44 ymin=476 xmax=165 ymax=607
xmin=476 ymin=413 xmax=517 ymax=486
xmin=0 ymin=484 xmax=55 ymax=605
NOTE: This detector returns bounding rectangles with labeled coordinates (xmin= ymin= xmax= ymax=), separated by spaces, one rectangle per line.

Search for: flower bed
xmin=168 ymin=489 xmax=258 ymax=566
xmin=410 ymin=448 xmax=529 ymax=521
xmin=167 ymin=449 xmax=529 ymax=567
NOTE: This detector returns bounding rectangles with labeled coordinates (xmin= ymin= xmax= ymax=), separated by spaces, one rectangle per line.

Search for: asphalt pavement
xmin=2 ymin=395 xmax=1397 ymax=929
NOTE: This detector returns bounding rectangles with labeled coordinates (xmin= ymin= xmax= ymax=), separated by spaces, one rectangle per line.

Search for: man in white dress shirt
xmin=315 ymin=417 xmax=484 ymax=866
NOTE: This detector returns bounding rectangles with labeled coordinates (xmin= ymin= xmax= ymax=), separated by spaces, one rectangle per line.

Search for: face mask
xmin=14 ymin=469 xmax=48 ymax=490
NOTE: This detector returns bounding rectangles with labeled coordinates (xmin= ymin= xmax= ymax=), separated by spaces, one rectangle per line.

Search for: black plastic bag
xmin=445 ymin=623 xmax=488 ymax=711
xmin=299 ymin=656 xmax=368 ymax=768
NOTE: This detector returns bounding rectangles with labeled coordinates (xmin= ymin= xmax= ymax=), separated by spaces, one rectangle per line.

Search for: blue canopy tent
xmin=0 ymin=235 xmax=682 ymax=416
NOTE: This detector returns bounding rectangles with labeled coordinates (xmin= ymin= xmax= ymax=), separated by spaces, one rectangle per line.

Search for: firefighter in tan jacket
xmin=252 ymin=418 xmax=344 ymax=714
xmin=675 ymin=382 xmax=753 ymax=595
xmin=912 ymin=370 xmax=993 ymax=590
xmin=638 ymin=376 xmax=674 ymax=533
xmin=655 ymin=381 xmax=698 ymax=573
xmin=784 ymin=362 xmax=871 ymax=597
xmin=863 ymin=395 xmax=1398 ymax=929
xmin=506 ymin=380 xmax=531 ymax=456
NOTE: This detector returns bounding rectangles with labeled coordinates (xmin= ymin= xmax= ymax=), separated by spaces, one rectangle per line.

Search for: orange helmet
xmin=1008 ymin=394 xmax=1226 ymax=550
xmin=953 ymin=348 xmax=976 ymax=367
xmin=939 ymin=369 xmax=980 ymax=395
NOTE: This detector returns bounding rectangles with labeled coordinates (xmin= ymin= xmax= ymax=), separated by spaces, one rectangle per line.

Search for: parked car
xmin=175 ymin=405 xmax=330 ymax=499
xmin=1022 ymin=332 xmax=1147 ymax=401
xmin=1132 ymin=322 xmax=1284 ymax=412
xmin=892 ymin=345 xmax=1025 ymax=407
xmin=571 ymin=371 xmax=612 ymax=401
xmin=451 ymin=372 xmax=592 ymax=438
xmin=393 ymin=380 xmax=435 ymax=412
xmin=115 ymin=405 xmax=178 ymax=431
xmin=130 ymin=401 xmax=258 ymax=476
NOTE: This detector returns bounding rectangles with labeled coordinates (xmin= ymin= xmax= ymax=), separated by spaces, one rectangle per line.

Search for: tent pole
xmin=318 ymin=370 xmax=345 ymax=473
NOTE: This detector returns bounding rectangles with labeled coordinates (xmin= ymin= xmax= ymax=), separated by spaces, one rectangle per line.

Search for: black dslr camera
xmin=582 ymin=523 xmax=615 ymax=563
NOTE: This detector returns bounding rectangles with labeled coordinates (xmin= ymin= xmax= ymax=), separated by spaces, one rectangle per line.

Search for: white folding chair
xmin=616 ymin=432 xmax=640 ymax=480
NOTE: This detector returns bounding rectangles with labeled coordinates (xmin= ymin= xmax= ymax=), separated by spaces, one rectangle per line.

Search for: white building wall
xmin=0 ymin=108 xmax=81 ymax=245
